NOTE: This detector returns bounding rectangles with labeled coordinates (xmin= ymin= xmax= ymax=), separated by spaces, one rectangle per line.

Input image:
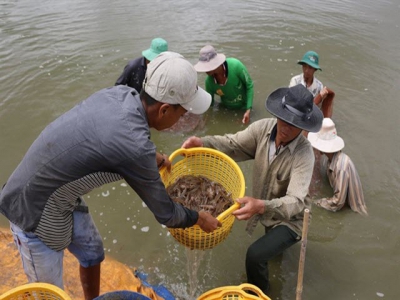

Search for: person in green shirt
xmin=194 ymin=45 xmax=254 ymax=124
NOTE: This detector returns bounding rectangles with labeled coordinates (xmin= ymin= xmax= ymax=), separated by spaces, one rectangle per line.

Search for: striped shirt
xmin=0 ymin=86 xmax=198 ymax=251
xmin=35 ymin=172 xmax=122 ymax=251
xmin=316 ymin=151 xmax=368 ymax=216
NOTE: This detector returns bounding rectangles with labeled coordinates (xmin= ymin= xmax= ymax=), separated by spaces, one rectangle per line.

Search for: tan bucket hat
xmin=193 ymin=45 xmax=226 ymax=72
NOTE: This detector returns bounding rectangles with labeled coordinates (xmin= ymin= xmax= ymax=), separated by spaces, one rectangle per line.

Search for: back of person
xmin=308 ymin=118 xmax=368 ymax=215
xmin=115 ymin=38 xmax=168 ymax=93
xmin=0 ymin=52 xmax=219 ymax=299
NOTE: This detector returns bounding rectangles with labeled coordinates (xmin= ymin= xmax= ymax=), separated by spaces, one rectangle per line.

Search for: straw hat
xmin=308 ymin=118 xmax=345 ymax=153
xmin=193 ymin=45 xmax=226 ymax=72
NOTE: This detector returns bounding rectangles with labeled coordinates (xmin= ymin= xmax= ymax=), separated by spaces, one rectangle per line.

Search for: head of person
xmin=298 ymin=50 xmax=322 ymax=81
xmin=193 ymin=45 xmax=226 ymax=76
xmin=141 ymin=51 xmax=211 ymax=130
xmin=307 ymin=118 xmax=344 ymax=154
xmin=266 ymin=84 xmax=324 ymax=144
xmin=142 ymin=38 xmax=168 ymax=63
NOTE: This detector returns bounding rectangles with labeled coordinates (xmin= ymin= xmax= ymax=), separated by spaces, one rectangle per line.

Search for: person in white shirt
xmin=289 ymin=51 xmax=334 ymax=118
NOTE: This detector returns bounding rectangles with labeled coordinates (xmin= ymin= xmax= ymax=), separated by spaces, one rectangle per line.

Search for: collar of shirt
xmin=212 ymin=61 xmax=229 ymax=86
xmin=268 ymin=125 xmax=282 ymax=162
xmin=268 ymin=123 xmax=304 ymax=157
xmin=300 ymin=74 xmax=319 ymax=96
xmin=301 ymin=74 xmax=318 ymax=97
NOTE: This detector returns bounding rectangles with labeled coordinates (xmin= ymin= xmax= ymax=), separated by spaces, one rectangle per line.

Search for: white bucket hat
xmin=143 ymin=51 xmax=211 ymax=114
xmin=308 ymin=118 xmax=345 ymax=153
xmin=193 ymin=45 xmax=226 ymax=72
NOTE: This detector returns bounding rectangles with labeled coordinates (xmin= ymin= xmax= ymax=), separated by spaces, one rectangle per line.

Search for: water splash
xmin=185 ymin=248 xmax=206 ymax=298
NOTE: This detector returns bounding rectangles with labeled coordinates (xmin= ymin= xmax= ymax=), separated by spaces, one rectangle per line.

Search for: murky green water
xmin=1 ymin=0 xmax=400 ymax=299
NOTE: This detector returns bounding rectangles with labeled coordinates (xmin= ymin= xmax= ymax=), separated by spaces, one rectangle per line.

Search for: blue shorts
xmin=10 ymin=208 xmax=105 ymax=289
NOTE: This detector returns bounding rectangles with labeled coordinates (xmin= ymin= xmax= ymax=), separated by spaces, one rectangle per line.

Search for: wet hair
xmin=140 ymin=90 xmax=181 ymax=110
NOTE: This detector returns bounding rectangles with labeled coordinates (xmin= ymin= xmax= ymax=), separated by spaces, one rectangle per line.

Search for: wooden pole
xmin=296 ymin=208 xmax=310 ymax=300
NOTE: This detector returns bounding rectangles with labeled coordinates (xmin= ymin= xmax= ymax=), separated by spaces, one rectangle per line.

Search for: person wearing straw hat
xmin=0 ymin=52 xmax=220 ymax=300
xmin=182 ymin=84 xmax=323 ymax=294
xmin=308 ymin=118 xmax=368 ymax=215
xmin=115 ymin=37 xmax=168 ymax=93
xmin=289 ymin=50 xmax=334 ymax=118
xmin=194 ymin=45 xmax=254 ymax=124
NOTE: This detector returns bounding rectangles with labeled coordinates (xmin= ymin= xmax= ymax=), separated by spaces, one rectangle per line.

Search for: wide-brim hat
xmin=298 ymin=50 xmax=322 ymax=71
xmin=308 ymin=118 xmax=345 ymax=153
xmin=193 ymin=45 xmax=226 ymax=72
xmin=142 ymin=38 xmax=168 ymax=61
xmin=143 ymin=52 xmax=211 ymax=115
xmin=265 ymin=84 xmax=323 ymax=132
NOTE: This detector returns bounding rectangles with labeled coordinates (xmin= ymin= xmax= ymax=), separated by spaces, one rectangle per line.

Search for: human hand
xmin=242 ymin=109 xmax=251 ymax=124
xmin=181 ymin=136 xmax=203 ymax=149
xmin=314 ymin=198 xmax=327 ymax=207
xmin=232 ymin=197 xmax=265 ymax=220
xmin=196 ymin=210 xmax=222 ymax=233
xmin=320 ymin=86 xmax=329 ymax=99
xmin=163 ymin=155 xmax=172 ymax=172
xmin=157 ymin=153 xmax=171 ymax=171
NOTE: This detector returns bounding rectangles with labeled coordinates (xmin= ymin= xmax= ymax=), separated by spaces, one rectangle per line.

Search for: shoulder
xmin=290 ymin=135 xmax=314 ymax=160
xmin=336 ymin=151 xmax=354 ymax=167
xmin=227 ymin=57 xmax=245 ymax=67
xmin=253 ymin=118 xmax=276 ymax=127
xmin=313 ymin=77 xmax=323 ymax=87
xmin=248 ymin=118 xmax=276 ymax=135
xmin=289 ymin=74 xmax=303 ymax=87
xmin=126 ymin=56 xmax=145 ymax=68
xmin=290 ymin=74 xmax=303 ymax=82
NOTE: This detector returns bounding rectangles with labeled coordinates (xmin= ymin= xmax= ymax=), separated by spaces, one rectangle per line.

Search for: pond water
xmin=1 ymin=0 xmax=400 ymax=299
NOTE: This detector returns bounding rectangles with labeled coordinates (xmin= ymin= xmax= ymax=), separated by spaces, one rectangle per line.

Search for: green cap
xmin=142 ymin=38 xmax=168 ymax=61
xmin=298 ymin=51 xmax=322 ymax=71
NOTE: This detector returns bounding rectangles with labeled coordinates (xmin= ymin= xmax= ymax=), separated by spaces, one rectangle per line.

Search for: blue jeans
xmin=10 ymin=208 xmax=105 ymax=289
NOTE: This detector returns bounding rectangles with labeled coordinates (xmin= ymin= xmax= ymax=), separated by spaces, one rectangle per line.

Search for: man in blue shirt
xmin=0 ymin=52 xmax=218 ymax=299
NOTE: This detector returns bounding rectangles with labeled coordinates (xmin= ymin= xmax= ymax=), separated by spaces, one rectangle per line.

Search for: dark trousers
xmin=245 ymin=225 xmax=299 ymax=294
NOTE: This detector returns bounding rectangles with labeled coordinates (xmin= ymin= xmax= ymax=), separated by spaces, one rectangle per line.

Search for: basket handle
xmin=216 ymin=201 xmax=240 ymax=222
xmin=197 ymin=284 xmax=271 ymax=300
xmin=168 ymin=147 xmax=200 ymax=162
xmin=167 ymin=147 xmax=242 ymax=222
xmin=236 ymin=283 xmax=271 ymax=300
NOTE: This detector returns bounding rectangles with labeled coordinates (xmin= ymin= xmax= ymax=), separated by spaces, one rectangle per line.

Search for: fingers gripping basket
xmin=160 ymin=147 xmax=245 ymax=250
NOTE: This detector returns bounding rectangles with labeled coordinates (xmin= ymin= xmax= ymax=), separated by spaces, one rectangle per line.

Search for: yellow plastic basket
xmin=160 ymin=147 xmax=245 ymax=250
xmin=197 ymin=283 xmax=271 ymax=300
xmin=0 ymin=283 xmax=72 ymax=300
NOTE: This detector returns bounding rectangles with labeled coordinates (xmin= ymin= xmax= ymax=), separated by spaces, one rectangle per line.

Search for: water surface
xmin=1 ymin=0 xmax=399 ymax=299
